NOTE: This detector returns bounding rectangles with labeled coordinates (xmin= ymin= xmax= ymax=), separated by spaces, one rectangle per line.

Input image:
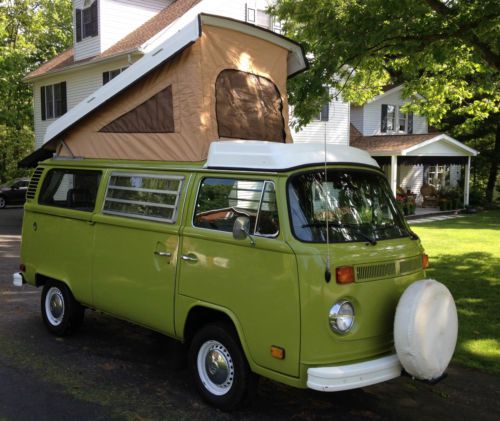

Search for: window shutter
xmin=408 ymin=112 xmax=414 ymax=134
xmin=320 ymin=103 xmax=329 ymax=121
xmin=41 ymin=86 xmax=46 ymax=121
xmin=76 ymin=9 xmax=82 ymax=42
xmin=60 ymin=82 xmax=67 ymax=115
xmin=90 ymin=0 xmax=98 ymax=36
xmin=103 ymin=72 xmax=110 ymax=85
xmin=381 ymin=104 xmax=388 ymax=133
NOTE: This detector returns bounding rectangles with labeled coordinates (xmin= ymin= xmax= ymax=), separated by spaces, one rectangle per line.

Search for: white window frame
xmin=103 ymin=172 xmax=184 ymax=223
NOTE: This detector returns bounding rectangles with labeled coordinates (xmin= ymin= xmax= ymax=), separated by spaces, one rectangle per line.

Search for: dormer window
xmin=76 ymin=0 xmax=98 ymax=42
xmin=381 ymin=104 xmax=413 ymax=134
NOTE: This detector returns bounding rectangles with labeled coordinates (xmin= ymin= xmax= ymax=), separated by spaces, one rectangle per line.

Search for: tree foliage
xmin=0 ymin=0 xmax=72 ymax=182
xmin=271 ymin=0 xmax=499 ymax=202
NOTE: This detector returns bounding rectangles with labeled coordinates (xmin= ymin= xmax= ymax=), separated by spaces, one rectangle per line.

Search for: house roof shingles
xmin=25 ymin=0 xmax=202 ymax=81
xmin=350 ymin=124 xmax=439 ymax=155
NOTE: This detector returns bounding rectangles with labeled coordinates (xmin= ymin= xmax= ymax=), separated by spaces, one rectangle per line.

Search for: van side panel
xmin=22 ymin=204 xmax=95 ymax=306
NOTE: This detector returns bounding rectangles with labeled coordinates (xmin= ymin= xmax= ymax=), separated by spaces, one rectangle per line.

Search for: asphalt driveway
xmin=0 ymin=207 xmax=499 ymax=420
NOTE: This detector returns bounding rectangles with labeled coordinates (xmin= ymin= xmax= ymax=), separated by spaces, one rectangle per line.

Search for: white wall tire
xmin=41 ymin=281 xmax=85 ymax=336
xmin=394 ymin=279 xmax=458 ymax=381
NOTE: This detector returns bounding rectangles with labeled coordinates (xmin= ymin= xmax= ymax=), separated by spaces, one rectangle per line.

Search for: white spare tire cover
xmin=394 ymin=279 xmax=458 ymax=380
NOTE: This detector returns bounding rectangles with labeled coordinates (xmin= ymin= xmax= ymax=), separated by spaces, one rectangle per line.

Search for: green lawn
xmin=411 ymin=210 xmax=500 ymax=373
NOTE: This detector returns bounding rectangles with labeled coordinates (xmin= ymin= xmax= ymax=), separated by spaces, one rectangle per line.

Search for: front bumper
xmin=12 ymin=272 xmax=26 ymax=287
xmin=307 ymin=354 xmax=401 ymax=392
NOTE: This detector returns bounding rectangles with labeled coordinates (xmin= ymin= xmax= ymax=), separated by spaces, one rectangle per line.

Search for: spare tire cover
xmin=394 ymin=279 xmax=458 ymax=380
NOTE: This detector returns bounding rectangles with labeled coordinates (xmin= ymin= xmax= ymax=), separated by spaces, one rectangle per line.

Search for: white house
xmin=24 ymin=0 xmax=478 ymax=205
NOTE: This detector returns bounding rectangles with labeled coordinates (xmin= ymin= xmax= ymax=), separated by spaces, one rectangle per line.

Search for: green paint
xmin=20 ymin=159 xmax=425 ymax=389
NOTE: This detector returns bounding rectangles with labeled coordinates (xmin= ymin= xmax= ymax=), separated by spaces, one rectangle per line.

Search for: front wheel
xmin=189 ymin=323 xmax=256 ymax=411
xmin=0 ymin=196 xmax=6 ymax=209
xmin=41 ymin=281 xmax=85 ymax=336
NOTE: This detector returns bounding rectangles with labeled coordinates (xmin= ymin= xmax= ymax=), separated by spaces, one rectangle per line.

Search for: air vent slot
xmin=399 ymin=256 xmax=422 ymax=275
xmin=356 ymin=262 xmax=396 ymax=282
xmin=26 ymin=168 xmax=44 ymax=200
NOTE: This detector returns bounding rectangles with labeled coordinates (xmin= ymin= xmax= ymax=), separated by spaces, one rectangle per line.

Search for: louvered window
xmin=26 ymin=168 xmax=44 ymax=200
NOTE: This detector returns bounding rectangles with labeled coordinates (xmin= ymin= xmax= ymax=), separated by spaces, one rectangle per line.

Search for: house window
xmin=75 ymin=0 xmax=98 ymax=42
xmin=256 ymin=9 xmax=271 ymax=28
xmin=381 ymin=104 xmax=413 ymax=134
xmin=314 ymin=88 xmax=330 ymax=122
xmin=41 ymin=82 xmax=67 ymax=121
xmin=246 ymin=6 xmax=255 ymax=23
xmin=102 ymin=67 xmax=128 ymax=85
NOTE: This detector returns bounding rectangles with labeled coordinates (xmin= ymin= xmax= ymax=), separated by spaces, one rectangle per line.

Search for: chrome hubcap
xmin=45 ymin=287 xmax=65 ymax=326
xmin=197 ymin=340 xmax=234 ymax=396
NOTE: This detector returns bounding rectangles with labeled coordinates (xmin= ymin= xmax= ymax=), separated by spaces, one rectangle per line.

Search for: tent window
xmin=216 ymin=70 xmax=285 ymax=142
xmin=100 ymin=85 xmax=174 ymax=133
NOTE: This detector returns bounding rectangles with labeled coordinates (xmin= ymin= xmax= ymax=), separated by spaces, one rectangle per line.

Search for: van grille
xmin=26 ymin=168 xmax=44 ymax=200
xmin=355 ymin=256 xmax=422 ymax=282
xmin=399 ymin=256 xmax=422 ymax=275
xmin=356 ymin=262 xmax=396 ymax=282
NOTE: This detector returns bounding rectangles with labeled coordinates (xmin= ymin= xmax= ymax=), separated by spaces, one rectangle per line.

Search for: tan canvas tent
xmin=35 ymin=14 xmax=307 ymax=163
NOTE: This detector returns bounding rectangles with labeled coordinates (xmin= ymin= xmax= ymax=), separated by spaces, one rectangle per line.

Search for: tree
xmin=0 ymin=0 xmax=72 ymax=182
xmin=270 ymin=0 xmax=499 ymax=203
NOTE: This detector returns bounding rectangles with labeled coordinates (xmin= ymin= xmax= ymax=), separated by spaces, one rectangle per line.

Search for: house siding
xmin=100 ymin=0 xmax=172 ymax=53
xmin=33 ymin=56 xmax=134 ymax=148
xmin=292 ymin=93 xmax=350 ymax=145
xmin=362 ymin=90 xmax=428 ymax=136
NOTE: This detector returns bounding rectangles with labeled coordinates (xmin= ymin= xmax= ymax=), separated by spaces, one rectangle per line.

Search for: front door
xmin=92 ymin=171 xmax=188 ymax=336
xmin=177 ymin=176 xmax=300 ymax=377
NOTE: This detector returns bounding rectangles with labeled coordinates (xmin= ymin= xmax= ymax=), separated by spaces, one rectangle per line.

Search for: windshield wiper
xmin=302 ymin=221 xmax=377 ymax=245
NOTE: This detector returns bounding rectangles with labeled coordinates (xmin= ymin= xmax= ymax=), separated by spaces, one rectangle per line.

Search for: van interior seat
xmin=66 ymin=188 xmax=92 ymax=210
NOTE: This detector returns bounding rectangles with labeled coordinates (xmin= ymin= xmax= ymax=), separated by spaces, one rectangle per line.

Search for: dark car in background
xmin=0 ymin=178 xmax=30 ymax=209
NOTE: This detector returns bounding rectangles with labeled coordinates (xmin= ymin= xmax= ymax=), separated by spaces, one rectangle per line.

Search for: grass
xmin=411 ymin=210 xmax=500 ymax=373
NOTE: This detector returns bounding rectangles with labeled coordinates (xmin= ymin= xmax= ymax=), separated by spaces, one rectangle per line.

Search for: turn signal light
xmin=336 ymin=266 xmax=355 ymax=284
xmin=422 ymin=254 xmax=429 ymax=269
xmin=271 ymin=346 xmax=285 ymax=360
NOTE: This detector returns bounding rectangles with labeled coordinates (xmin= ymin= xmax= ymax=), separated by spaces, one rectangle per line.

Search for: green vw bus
xmin=14 ymin=141 xmax=457 ymax=410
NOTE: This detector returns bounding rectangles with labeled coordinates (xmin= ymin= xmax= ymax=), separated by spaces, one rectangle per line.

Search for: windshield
xmin=288 ymin=169 xmax=410 ymax=243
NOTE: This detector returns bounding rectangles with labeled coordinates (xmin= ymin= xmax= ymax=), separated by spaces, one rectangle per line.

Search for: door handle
xmin=181 ymin=254 xmax=198 ymax=263
xmin=154 ymin=251 xmax=172 ymax=257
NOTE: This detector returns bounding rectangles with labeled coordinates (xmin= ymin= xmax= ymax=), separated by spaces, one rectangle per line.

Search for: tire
xmin=41 ymin=281 xmax=85 ymax=336
xmin=188 ymin=323 xmax=257 ymax=411
xmin=0 ymin=196 xmax=6 ymax=209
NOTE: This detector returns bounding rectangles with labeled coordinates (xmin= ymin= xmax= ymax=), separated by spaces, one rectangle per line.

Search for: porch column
xmin=391 ymin=155 xmax=398 ymax=196
xmin=464 ymin=156 xmax=471 ymax=206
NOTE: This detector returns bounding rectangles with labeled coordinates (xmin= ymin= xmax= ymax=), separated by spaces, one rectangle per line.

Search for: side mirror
xmin=233 ymin=216 xmax=255 ymax=246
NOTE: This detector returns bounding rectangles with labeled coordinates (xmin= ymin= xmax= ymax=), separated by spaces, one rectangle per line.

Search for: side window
xmin=194 ymin=178 xmax=279 ymax=237
xmin=103 ymin=173 xmax=183 ymax=223
xmin=38 ymin=169 xmax=101 ymax=211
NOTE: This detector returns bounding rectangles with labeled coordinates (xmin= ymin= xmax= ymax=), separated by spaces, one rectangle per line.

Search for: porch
xmin=351 ymin=131 xmax=479 ymax=207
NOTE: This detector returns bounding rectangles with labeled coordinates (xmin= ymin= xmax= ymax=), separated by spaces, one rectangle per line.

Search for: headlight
xmin=329 ymin=300 xmax=355 ymax=334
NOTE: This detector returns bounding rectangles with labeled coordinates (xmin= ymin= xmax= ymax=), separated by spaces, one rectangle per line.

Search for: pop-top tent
xmin=26 ymin=14 xmax=307 ymax=164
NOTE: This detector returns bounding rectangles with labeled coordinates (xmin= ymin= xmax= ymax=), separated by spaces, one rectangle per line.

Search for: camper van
xmin=14 ymin=141 xmax=458 ymax=410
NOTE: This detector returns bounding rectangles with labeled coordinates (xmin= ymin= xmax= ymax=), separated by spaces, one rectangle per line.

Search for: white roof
xmin=43 ymin=14 xmax=307 ymax=146
xmin=206 ymin=141 xmax=380 ymax=170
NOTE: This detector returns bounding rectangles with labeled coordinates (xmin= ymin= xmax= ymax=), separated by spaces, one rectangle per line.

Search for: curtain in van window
xmin=215 ymin=70 xmax=286 ymax=142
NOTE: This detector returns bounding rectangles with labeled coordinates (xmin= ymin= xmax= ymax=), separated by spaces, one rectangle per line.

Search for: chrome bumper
xmin=307 ymin=354 xmax=402 ymax=392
